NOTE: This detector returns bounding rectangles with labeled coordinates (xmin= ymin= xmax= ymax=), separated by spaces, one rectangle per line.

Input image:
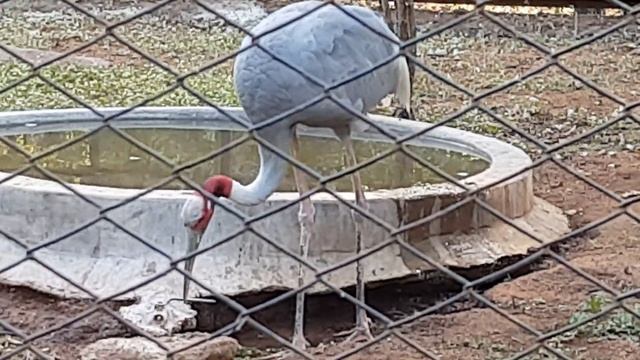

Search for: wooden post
xmin=379 ymin=0 xmax=394 ymax=29
xmin=395 ymin=0 xmax=417 ymax=81
xmin=574 ymin=5 xmax=604 ymax=39
xmin=377 ymin=0 xmax=417 ymax=119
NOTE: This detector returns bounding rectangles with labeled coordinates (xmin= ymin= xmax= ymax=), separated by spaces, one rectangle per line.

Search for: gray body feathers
xmin=233 ymin=1 xmax=410 ymax=134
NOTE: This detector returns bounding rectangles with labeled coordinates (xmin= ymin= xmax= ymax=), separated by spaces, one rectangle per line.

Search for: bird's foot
xmin=392 ymin=106 xmax=416 ymax=120
xmin=291 ymin=331 xmax=310 ymax=350
xmin=334 ymin=325 xmax=373 ymax=344
xmin=334 ymin=312 xmax=374 ymax=344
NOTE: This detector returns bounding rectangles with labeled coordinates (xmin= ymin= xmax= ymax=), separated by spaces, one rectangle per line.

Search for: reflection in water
xmin=0 ymin=128 xmax=489 ymax=192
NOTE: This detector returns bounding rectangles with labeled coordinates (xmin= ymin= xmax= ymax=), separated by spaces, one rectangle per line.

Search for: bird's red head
xmin=188 ymin=175 xmax=233 ymax=234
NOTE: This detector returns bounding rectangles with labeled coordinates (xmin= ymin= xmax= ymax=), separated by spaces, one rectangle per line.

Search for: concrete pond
xmin=0 ymin=106 xmax=569 ymax=332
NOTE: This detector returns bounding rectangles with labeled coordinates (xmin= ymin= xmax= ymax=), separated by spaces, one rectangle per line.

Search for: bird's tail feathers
xmin=395 ymin=55 xmax=412 ymax=115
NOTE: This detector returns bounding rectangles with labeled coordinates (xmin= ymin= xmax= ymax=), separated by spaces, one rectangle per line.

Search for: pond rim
xmin=0 ymin=106 xmax=532 ymax=204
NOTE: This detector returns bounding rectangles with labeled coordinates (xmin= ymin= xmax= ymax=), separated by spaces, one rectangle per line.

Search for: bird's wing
xmin=301 ymin=4 xmax=402 ymax=111
xmin=234 ymin=3 xmax=403 ymax=124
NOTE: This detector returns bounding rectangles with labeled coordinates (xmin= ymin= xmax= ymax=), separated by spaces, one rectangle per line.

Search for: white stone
xmin=118 ymin=287 xmax=197 ymax=337
xmin=79 ymin=333 xmax=239 ymax=360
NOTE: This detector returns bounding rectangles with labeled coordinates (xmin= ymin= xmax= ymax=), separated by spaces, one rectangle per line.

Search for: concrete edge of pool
xmin=0 ymin=107 xmax=569 ymax=302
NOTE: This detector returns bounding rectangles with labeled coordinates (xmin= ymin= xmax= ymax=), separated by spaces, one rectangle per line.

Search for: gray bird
xmin=180 ymin=0 xmax=411 ymax=349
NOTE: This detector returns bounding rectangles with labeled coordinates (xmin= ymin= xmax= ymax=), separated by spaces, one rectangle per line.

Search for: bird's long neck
xmin=228 ymin=128 xmax=292 ymax=206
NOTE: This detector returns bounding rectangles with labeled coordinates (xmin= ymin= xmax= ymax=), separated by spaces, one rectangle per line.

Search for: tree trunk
xmin=378 ymin=0 xmax=394 ymax=29
xmin=395 ymin=0 xmax=417 ymax=82
xmin=378 ymin=1 xmax=417 ymax=80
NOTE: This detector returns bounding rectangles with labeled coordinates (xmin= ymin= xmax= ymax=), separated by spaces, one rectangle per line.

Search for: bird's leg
xmin=334 ymin=128 xmax=374 ymax=343
xmin=290 ymin=125 xmax=314 ymax=350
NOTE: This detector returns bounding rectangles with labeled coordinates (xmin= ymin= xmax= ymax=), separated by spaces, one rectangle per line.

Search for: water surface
xmin=0 ymin=128 xmax=489 ymax=192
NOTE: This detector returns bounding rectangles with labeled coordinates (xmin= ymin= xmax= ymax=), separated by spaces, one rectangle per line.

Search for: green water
xmin=0 ymin=128 xmax=489 ymax=192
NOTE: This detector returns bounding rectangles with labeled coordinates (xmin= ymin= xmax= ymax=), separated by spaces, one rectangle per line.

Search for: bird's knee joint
xmin=350 ymin=209 xmax=366 ymax=224
xmin=298 ymin=206 xmax=316 ymax=224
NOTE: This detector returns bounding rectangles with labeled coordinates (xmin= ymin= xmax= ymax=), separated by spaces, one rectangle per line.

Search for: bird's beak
xmin=182 ymin=228 xmax=202 ymax=300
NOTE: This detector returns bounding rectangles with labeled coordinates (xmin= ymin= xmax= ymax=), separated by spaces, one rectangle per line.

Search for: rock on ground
xmin=78 ymin=333 xmax=239 ymax=360
xmin=118 ymin=288 xmax=198 ymax=337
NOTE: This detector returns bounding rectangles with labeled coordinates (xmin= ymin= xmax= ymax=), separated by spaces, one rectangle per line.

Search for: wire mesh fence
xmin=0 ymin=0 xmax=639 ymax=359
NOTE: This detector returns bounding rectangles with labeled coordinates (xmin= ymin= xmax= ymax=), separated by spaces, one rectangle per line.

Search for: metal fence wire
xmin=0 ymin=0 xmax=639 ymax=359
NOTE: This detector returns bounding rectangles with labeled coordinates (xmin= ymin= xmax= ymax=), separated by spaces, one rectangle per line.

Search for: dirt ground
xmin=310 ymin=151 xmax=640 ymax=360
xmin=2 ymin=153 xmax=639 ymax=359
xmin=1 ymin=1 xmax=639 ymax=360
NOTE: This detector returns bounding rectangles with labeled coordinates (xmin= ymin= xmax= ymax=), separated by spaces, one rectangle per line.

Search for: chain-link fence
xmin=0 ymin=0 xmax=639 ymax=359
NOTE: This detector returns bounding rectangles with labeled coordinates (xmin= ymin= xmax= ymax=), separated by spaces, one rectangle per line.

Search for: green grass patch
xmin=563 ymin=294 xmax=640 ymax=342
xmin=0 ymin=63 xmax=239 ymax=111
